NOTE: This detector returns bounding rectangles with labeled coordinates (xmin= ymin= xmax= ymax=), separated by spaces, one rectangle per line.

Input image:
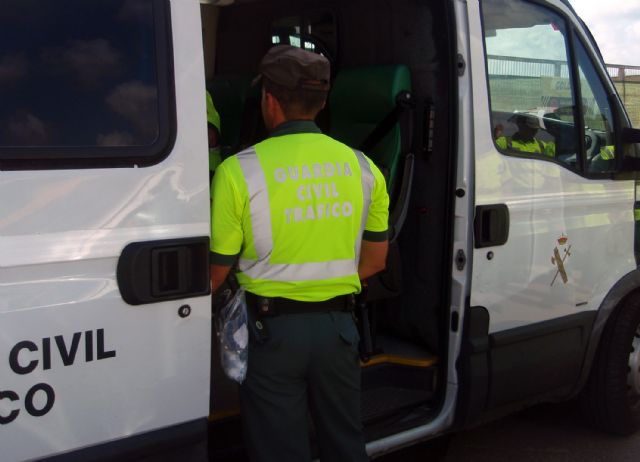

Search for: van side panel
xmin=0 ymin=2 xmax=211 ymax=460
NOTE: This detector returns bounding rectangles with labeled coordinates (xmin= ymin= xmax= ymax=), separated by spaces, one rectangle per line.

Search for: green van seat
xmin=206 ymin=74 xmax=260 ymax=155
xmin=329 ymin=65 xmax=412 ymax=194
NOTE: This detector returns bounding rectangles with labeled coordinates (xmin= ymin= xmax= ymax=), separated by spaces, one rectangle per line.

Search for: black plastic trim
xmin=455 ymin=305 xmax=490 ymax=428
xmin=118 ymin=237 xmax=211 ymax=305
xmin=0 ymin=0 xmax=177 ymax=171
xmin=456 ymin=309 xmax=596 ymax=428
xmin=474 ymin=204 xmax=509 ymax=248
xmin=41 ymin=418 xmax=207 ymax=462
xmin=487 ymin=311 xmax=595 ymax=409
xmin=489 ymin=311 xmax=595 ymax=348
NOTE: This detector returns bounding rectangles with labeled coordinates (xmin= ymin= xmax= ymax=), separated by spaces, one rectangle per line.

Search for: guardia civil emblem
xmin=551 ymin=234 xmax=571 ymax=286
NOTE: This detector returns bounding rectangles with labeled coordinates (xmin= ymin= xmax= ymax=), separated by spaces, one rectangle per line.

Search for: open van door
xmin=458 ymin=0 xmax=637 ymax=426
xmin=0 ymin=1 xmax=211 ymax=460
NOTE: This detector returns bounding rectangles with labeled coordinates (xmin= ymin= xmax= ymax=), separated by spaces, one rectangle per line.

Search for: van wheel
xmin=580 ymin=294 xmax=640 ymax=435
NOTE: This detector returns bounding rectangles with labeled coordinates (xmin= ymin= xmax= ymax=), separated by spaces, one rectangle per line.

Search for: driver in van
xmin=496 ymin=113 xmax=555 ymax=157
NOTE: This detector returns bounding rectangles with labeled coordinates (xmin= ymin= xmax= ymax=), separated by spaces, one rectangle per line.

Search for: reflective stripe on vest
xmin=354 ymin=149 xmax=374 ymax=262
xmin=235 ymin=147 xmax=374 ymax=283
xmin=507 ymin=137 xmax=545 ymax=154
xmin=236 ymin=147 xmax=272 ymax=260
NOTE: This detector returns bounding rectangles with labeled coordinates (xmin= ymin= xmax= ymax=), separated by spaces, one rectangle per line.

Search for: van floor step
xmin=362 ymin=386 xmax=433 ymax=423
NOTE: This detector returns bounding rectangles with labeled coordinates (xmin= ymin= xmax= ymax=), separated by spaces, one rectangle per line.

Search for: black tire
xmin=580 ymin=293 xmax=640 ymax=435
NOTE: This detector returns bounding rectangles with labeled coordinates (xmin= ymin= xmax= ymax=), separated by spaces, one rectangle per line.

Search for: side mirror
xmin=618 ymin=128 xmax=640 ymax=172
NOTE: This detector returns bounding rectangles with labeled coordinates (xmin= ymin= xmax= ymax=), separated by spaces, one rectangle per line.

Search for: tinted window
xmin=0 ymin=0 xmax=173 ymax=167
xmin=573 ymin=34 xmax=617 ymax=173
xmin=483 ymin=0 xmax=580 ymax=170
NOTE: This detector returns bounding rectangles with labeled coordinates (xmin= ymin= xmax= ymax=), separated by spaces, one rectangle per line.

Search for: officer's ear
xmin=261 ymin=88 xmax=286 ymax=129
xmin=262 ymin=87 xmax=276 ymax=109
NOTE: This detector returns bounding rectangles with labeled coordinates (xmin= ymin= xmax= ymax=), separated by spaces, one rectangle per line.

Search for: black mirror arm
xmin=621 ymin=127 xmax=640 ymax=144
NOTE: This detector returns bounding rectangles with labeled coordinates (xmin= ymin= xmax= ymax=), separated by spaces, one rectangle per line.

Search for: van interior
xmin=202 ymin=0 xmax=457 ymax=455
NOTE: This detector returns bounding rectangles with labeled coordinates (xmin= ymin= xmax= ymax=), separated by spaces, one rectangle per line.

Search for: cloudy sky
xmin=569 ymin=0 xmax=640 ymax=65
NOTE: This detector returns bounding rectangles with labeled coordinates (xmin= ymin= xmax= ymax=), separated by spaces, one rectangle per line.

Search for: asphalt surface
xmin=377 ymin=402 xmax=640 ymax=462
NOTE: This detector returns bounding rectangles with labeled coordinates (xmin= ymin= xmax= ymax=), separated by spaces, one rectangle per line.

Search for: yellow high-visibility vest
xmin=496 ymin=136 xmax=555 ymax=158
xmin=210 ymin=121 xmax=389 ymax=301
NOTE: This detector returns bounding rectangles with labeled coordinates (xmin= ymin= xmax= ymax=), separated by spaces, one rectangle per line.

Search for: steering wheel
xmin=584 ymin=128 xmax=601 ymax=161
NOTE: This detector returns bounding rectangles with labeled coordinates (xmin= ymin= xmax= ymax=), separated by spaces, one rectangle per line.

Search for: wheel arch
xmin=573 ymin=268 xmax=640 ymax=396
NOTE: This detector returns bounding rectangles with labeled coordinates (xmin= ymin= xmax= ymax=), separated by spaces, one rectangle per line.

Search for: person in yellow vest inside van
xmin=496 ymin=113 xmax=556 ymax=157
xmin=590 ymin=143 xmax=616 ymax=172
xmin=206 ymin=90 xmax=222 ymax=179
xmin=597 ymin=145 xmax=615 ymax=160
xmin=210 ymin=45 xmax=389 ymax=461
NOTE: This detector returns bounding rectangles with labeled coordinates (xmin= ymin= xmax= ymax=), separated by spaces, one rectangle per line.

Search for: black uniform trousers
xmin=240 ymin=310 xmax=368 ymax=462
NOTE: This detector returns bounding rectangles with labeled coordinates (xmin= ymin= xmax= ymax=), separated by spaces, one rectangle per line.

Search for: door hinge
xmin=455 ymin=249 xmax=467 ymax=271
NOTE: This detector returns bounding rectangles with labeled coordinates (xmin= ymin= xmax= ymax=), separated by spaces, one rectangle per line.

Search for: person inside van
xmin=495 ymin=113 xmax=555 ymax=157
xmin=207 ymin=90 xmax=222 ymax=183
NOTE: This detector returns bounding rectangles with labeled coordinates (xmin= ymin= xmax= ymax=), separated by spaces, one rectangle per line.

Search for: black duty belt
xmin=246 ymin=292 xmax=355 ymax=317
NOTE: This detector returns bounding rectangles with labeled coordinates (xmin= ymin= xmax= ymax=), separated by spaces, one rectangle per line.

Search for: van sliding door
xmin=0 ymin=1 xmax=211 ymax=460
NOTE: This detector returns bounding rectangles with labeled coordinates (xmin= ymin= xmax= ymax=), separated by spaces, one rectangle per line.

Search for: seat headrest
xmin=329 ymin=65 xmax=412 ymax=121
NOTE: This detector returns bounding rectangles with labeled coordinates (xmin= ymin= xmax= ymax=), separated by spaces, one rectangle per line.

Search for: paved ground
xmin=378 ymin=402 xmax=640 ymax=462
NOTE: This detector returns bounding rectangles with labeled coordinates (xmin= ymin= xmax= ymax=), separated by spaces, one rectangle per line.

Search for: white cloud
xmin=42 ymin=39 xmax=122 ymax=86
xmin=8 ymin=112 xmax=52 ymax=146
xmin=569 ymin=0 xmax=640 ymax=65
xmin=486 ymin=24 xmax=569 ymax=61
xmin=105 ymin=81 xmax=158 ymax=142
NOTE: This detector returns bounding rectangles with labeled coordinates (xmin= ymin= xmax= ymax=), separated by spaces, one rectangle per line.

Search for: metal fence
xmin=487 ymin=55 xmax=640 ymax=128
xmin=488 ymin=55 xmax=571 ymax=79
xmin=607 ymin=64 xmax=640 ymax=128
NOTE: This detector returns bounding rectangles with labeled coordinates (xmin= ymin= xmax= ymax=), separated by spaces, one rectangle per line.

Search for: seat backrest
xmin=207 ymin=74 xmax=260 ymax=154
xmin=329 ymin=65 xmax=412 ymax=193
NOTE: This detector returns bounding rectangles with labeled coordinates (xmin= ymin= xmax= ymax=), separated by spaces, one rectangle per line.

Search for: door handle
xmin=117 ymin=237 xmax=210 ymax=305
xmin=474 ymin=204 xmax=509 ymax=248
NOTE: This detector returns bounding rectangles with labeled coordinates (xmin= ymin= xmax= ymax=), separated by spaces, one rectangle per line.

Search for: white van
xmin=3 ymin=0 xmax=640 ymax=460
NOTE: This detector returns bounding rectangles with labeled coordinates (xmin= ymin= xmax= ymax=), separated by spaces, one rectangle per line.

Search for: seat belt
xmin=359 ymin=90 xmax=414 ymax=154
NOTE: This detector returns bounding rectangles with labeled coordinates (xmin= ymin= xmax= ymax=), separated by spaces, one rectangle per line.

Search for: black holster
xmin=355 ymin=284 xmax=374 ymax=363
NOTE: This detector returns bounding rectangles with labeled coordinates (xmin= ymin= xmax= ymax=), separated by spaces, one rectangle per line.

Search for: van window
xmin=482 ymin=0 xmax=580 ymax=170
xmin=0 ymin=0 xmax=174 ymax=169
xmin=271 ymin=12 xmax=337 ymax=63
xmin=573 ymin=33 xmax=617 ymax=174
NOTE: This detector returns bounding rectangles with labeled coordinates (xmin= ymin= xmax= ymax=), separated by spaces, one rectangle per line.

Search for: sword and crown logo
xmin=551 ymin=234 xmax=571 ymax=286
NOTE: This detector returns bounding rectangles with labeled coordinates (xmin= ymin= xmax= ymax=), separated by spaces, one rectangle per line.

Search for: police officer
xmin=496 ymin=113 xmax=555 ymax=157
xmin=210 ymin=45 xmax=389 ymax=461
